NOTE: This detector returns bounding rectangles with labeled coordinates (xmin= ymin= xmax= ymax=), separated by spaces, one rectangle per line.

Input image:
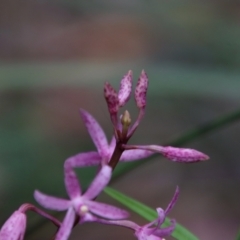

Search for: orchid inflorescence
xmin=0 ymin=70 xmax=209 ymax=240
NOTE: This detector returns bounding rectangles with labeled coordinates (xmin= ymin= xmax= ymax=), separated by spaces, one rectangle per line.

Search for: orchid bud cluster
xmin=0 ymin=71 xmax=209 ymax=240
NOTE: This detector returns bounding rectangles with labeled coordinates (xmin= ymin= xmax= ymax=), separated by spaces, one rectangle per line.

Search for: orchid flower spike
xmin=64 ymin=109 xmax=153 ymax=169
xmin=34 ymin=165 xmax=129 ymax=240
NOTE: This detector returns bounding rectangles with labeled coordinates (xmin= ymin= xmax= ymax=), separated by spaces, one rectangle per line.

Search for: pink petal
xmin=64 ymin=165 xmax=81 ymax=199
xmin=130 ymin=145 xmax=209 ymax=163
xmin=118 ymin=70 xmax=132 ymax=107
xmin=86 ymin=201 xmax=129 ymax=219
xmin=83 ymin=165 xmax=112 ymax=199
xmin=165 ymin=186 xmax=179 ymax=215
xmin=134 ymin=70 xmax=148 ymax=109
xmin=64 ymin=152 xmax=102 ymax=198
xmin=155 ymin=208 xmax=165 ymax=228
xmin=154 ymin=219 xmax=176 ymax=238
xmin=104 ymin=82 xmax=119 ymax=114
xmin=135 ymin=229 xmax=161 ymax=240
xmin=55 ymin=207 xmax=75 ymax=240
xmin=120 ymin=149 xmax=154 ymax=162
xmin=80 ymin=109 xmax=109 ymax=158
xmin=158 ymin=146 xmax=209 ymax=163
xmin=65 ymin=152 xmax=102 ymax=168
xmin=0 ymin=210 xmax=26 ymax=240
xmin=144 ymin=208 xmax=165 ymax=233
xmin=34 ymin=190 xmax=69 ymax=211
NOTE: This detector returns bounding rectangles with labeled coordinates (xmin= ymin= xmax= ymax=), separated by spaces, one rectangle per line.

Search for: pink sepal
xmin=135 ymin=70 xmax=148 ymax=109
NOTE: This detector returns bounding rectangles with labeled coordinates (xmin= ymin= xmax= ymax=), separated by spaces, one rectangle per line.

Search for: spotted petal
xmin=135 ymin=70 xmax=148 ymax=109
xmin=118 ymin=70 xmax=132 ymax=107
xmin=0 ymin=210 xmax=26 ymax=240
xmin=159 ymin=146 xmax=209 ymax=163
xmin=80 ymin=109 xmax=109 ymax=158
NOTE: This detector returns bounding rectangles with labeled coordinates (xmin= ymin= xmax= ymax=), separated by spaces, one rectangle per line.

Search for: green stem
xmin=235 ymin=228 xmax=240 ymax=240
xmin=170 ymin=109 xmax=240 ymax=146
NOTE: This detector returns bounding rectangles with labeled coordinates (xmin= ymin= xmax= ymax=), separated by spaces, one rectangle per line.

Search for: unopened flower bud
xmin=121 ymin=110 xmax=131 ymax=127
xmin=135 ymin=70 xmax=148 ymax=109
xmin=104 ymin=82 xmax=119 ymax=114
xmin=0 ymin=210 xmax=26 ymax=240
xmin=118 ymin=70 xmax=132 ymax=107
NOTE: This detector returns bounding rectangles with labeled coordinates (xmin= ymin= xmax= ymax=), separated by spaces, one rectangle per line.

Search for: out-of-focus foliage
xmin=1 ymin=0 xmax=240 ymax=239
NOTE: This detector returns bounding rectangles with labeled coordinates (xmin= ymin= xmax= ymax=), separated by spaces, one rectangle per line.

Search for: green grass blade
xmin=170 ymin=109 xmax=240 ymax=146
xmin=104 ymin=186 xmax=198 ymax=240
xmin=235 ymin=228 xmax=240 ymax=240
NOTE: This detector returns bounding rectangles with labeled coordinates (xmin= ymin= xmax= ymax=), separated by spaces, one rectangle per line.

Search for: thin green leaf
xmin=104 ymin=186 xmax=199 ymax=240
xmin=235 ymin=228 xmax=240 ymax=240
xmin=170 ymin=109 xmax=240 ymax=146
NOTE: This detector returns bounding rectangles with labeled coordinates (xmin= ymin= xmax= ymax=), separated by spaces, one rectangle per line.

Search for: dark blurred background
xmin=1 ymin=1 xmax=240 ymax=239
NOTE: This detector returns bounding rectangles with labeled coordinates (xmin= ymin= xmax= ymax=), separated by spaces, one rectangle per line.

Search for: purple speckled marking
xmin=118 ymin=70 xmax=133 ymax=107
xmin=104 ymin=82 xmax=119 ymax=114
xmin=80 ymin=109 xmax=109 ymax=158
xmin=0 ymin=210 xmax=26 ymax=240
xmin=135 ymin=70 xmax=148 ymax=109
xmin=161 ymin=146 xmax=209 ymax=162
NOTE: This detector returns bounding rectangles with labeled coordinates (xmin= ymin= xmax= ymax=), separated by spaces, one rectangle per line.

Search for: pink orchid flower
xmin=92 ymin=187 xmax=179 ymax=240
xmin=34 ymin=165 xmax=129 ymax=240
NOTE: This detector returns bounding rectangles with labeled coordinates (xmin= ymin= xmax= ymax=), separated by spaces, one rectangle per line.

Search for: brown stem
xmin=108 ymin=142 xmax=124 ymax=170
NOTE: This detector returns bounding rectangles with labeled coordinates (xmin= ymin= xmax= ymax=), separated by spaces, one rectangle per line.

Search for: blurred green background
xmin=1 ymin=1 xmax=240 ymax=239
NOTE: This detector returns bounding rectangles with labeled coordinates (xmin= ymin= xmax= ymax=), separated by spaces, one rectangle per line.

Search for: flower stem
xmin=108 ymin=142 xmax=124 ymax=170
